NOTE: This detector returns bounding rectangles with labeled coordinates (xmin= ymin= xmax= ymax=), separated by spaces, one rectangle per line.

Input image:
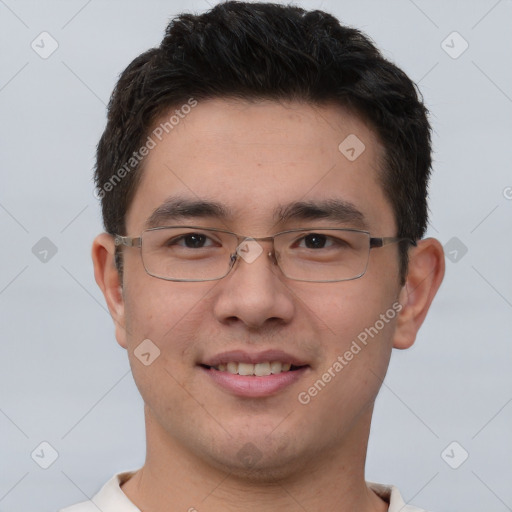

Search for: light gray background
xmin=1 ymin=1 xmax=511 ymax=511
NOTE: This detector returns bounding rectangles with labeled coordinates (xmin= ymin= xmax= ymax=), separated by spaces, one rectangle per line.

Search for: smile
xmin=206 ymin=361 xmax=302 ymax=376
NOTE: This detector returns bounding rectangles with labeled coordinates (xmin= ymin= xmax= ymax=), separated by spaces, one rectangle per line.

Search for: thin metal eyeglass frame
xmin=113 ymin=226 xmax=417 ymax=283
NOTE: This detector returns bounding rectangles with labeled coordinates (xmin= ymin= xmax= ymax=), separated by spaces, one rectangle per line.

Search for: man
xmin=60 ymin=2 xmax=444 ymax=511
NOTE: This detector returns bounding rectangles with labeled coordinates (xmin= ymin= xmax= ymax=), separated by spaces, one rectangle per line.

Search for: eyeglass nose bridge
xmin=227 ymin=236 xmax=280 ymax=274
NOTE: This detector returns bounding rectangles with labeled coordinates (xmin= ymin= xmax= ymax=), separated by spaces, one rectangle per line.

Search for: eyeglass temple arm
xmin=369 ymin=237 xmax=417 ymax=248
xmin=114 ymin=235 xmax=142 ymax=248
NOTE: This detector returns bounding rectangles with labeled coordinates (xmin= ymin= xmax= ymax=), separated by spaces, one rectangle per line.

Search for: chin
xmin=197 ymin=430 xmax=315 ymax=483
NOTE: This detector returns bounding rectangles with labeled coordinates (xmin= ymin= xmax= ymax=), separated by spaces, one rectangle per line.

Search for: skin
xmin=92 ymin=98 xmax=445 ymax=512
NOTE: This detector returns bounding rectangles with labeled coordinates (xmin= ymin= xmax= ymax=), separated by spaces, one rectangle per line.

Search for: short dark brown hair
xmin=95 ymin=1 xmax=432 ymax=283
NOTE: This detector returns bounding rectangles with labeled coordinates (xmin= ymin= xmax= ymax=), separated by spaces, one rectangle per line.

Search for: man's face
xmin=118 ymin=99 xmax=404 ymax=477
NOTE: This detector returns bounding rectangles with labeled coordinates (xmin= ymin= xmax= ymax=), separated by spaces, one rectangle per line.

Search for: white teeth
xmin=270 ymin=361 xmax=283 ymax=374
xmin=238 ymin=362 xmax=254 ymax=376
xmin=254 ymin=362 xmax=271 ymax=376
xmin=213 ymin=361 xmax=295 ymax=376
xmin=227 ymin=362 xmax=238 ymax=374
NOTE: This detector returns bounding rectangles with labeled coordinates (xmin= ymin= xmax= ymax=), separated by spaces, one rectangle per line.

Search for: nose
xmin=212 ymin=241 xmax=295 ymax=330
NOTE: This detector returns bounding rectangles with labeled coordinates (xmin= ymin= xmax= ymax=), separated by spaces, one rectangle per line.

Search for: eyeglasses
xmin=114 ymin=226 xmax=416 ymax=283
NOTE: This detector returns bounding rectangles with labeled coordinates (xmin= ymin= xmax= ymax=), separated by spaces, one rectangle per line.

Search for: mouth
xmin=200 ymin=361 xmax=305 ymax=376
xmin=198 ymin=350 xmax=310 ymax=397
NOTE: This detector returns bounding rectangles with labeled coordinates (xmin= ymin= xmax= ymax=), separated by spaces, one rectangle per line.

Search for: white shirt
xmin=58 ymin=471 xmax=428 ymax=512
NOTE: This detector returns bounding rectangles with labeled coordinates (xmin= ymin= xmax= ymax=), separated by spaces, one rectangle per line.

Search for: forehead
xmin=125 ymin=98 xmax=395 ymax=234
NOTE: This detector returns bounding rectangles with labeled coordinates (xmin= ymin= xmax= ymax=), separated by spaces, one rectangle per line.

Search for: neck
xmin=121 ymin=404 xmax=388 ymax=512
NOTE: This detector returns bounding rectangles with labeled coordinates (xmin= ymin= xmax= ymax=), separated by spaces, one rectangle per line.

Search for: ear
xmin=91 ymin=233 xmax=128 ymax=349
xmin=393 ymin=238 xmax=445 ymax=350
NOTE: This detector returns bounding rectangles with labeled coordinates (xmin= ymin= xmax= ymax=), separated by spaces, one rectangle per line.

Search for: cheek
xmin=121 ymin=280 xmax=217 ymax=422
xmin=121 ymin=274 xmax=219 ymax=385
xmin=291 ymin=281 xmax=398 ymax=417
xmin=123 ymin=270 xmax=214 ymax=338
xmin=319 ymin=292 xmax=397 ymax=379
xmin=293 ymin=334 xmax=394 ymax=447
xmin=291 ymin=278 xmax=399 ymax=345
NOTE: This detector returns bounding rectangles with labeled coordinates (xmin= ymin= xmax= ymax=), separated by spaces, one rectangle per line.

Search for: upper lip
xmin=200 ymin=349 xmax=309 ymax=367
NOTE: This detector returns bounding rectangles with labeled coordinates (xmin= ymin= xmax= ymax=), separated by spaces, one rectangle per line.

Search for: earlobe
xmin=91 ymin=233 xmax=128 ymax=349
xmin=392 ymin=238 xmax=445 ymax=350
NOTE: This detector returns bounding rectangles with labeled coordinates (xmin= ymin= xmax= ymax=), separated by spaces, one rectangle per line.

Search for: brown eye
xmin=303 ymin=234 xmax=328 ymax=249
xmin=166 ymin=233 xmax=216 ymax=249
xmin=181 ymin=233 xmax=208 ymax=248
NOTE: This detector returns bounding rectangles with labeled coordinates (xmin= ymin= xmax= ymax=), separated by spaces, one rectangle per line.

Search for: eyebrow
xmin=144 ymin=196 xmax=231 ymax=229
xmin=144 ymin=196 xmax=368 ymax=230
xmin=274 ymin=199 xmax=368 ymax=230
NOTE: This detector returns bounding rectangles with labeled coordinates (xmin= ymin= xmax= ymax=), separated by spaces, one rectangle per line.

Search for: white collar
xmin=60 ymin=470 xmax=428 ymax=512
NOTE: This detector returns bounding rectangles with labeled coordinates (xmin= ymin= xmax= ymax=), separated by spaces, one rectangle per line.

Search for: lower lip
xmin=200 ymin=366 xmax=309 ymax=398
